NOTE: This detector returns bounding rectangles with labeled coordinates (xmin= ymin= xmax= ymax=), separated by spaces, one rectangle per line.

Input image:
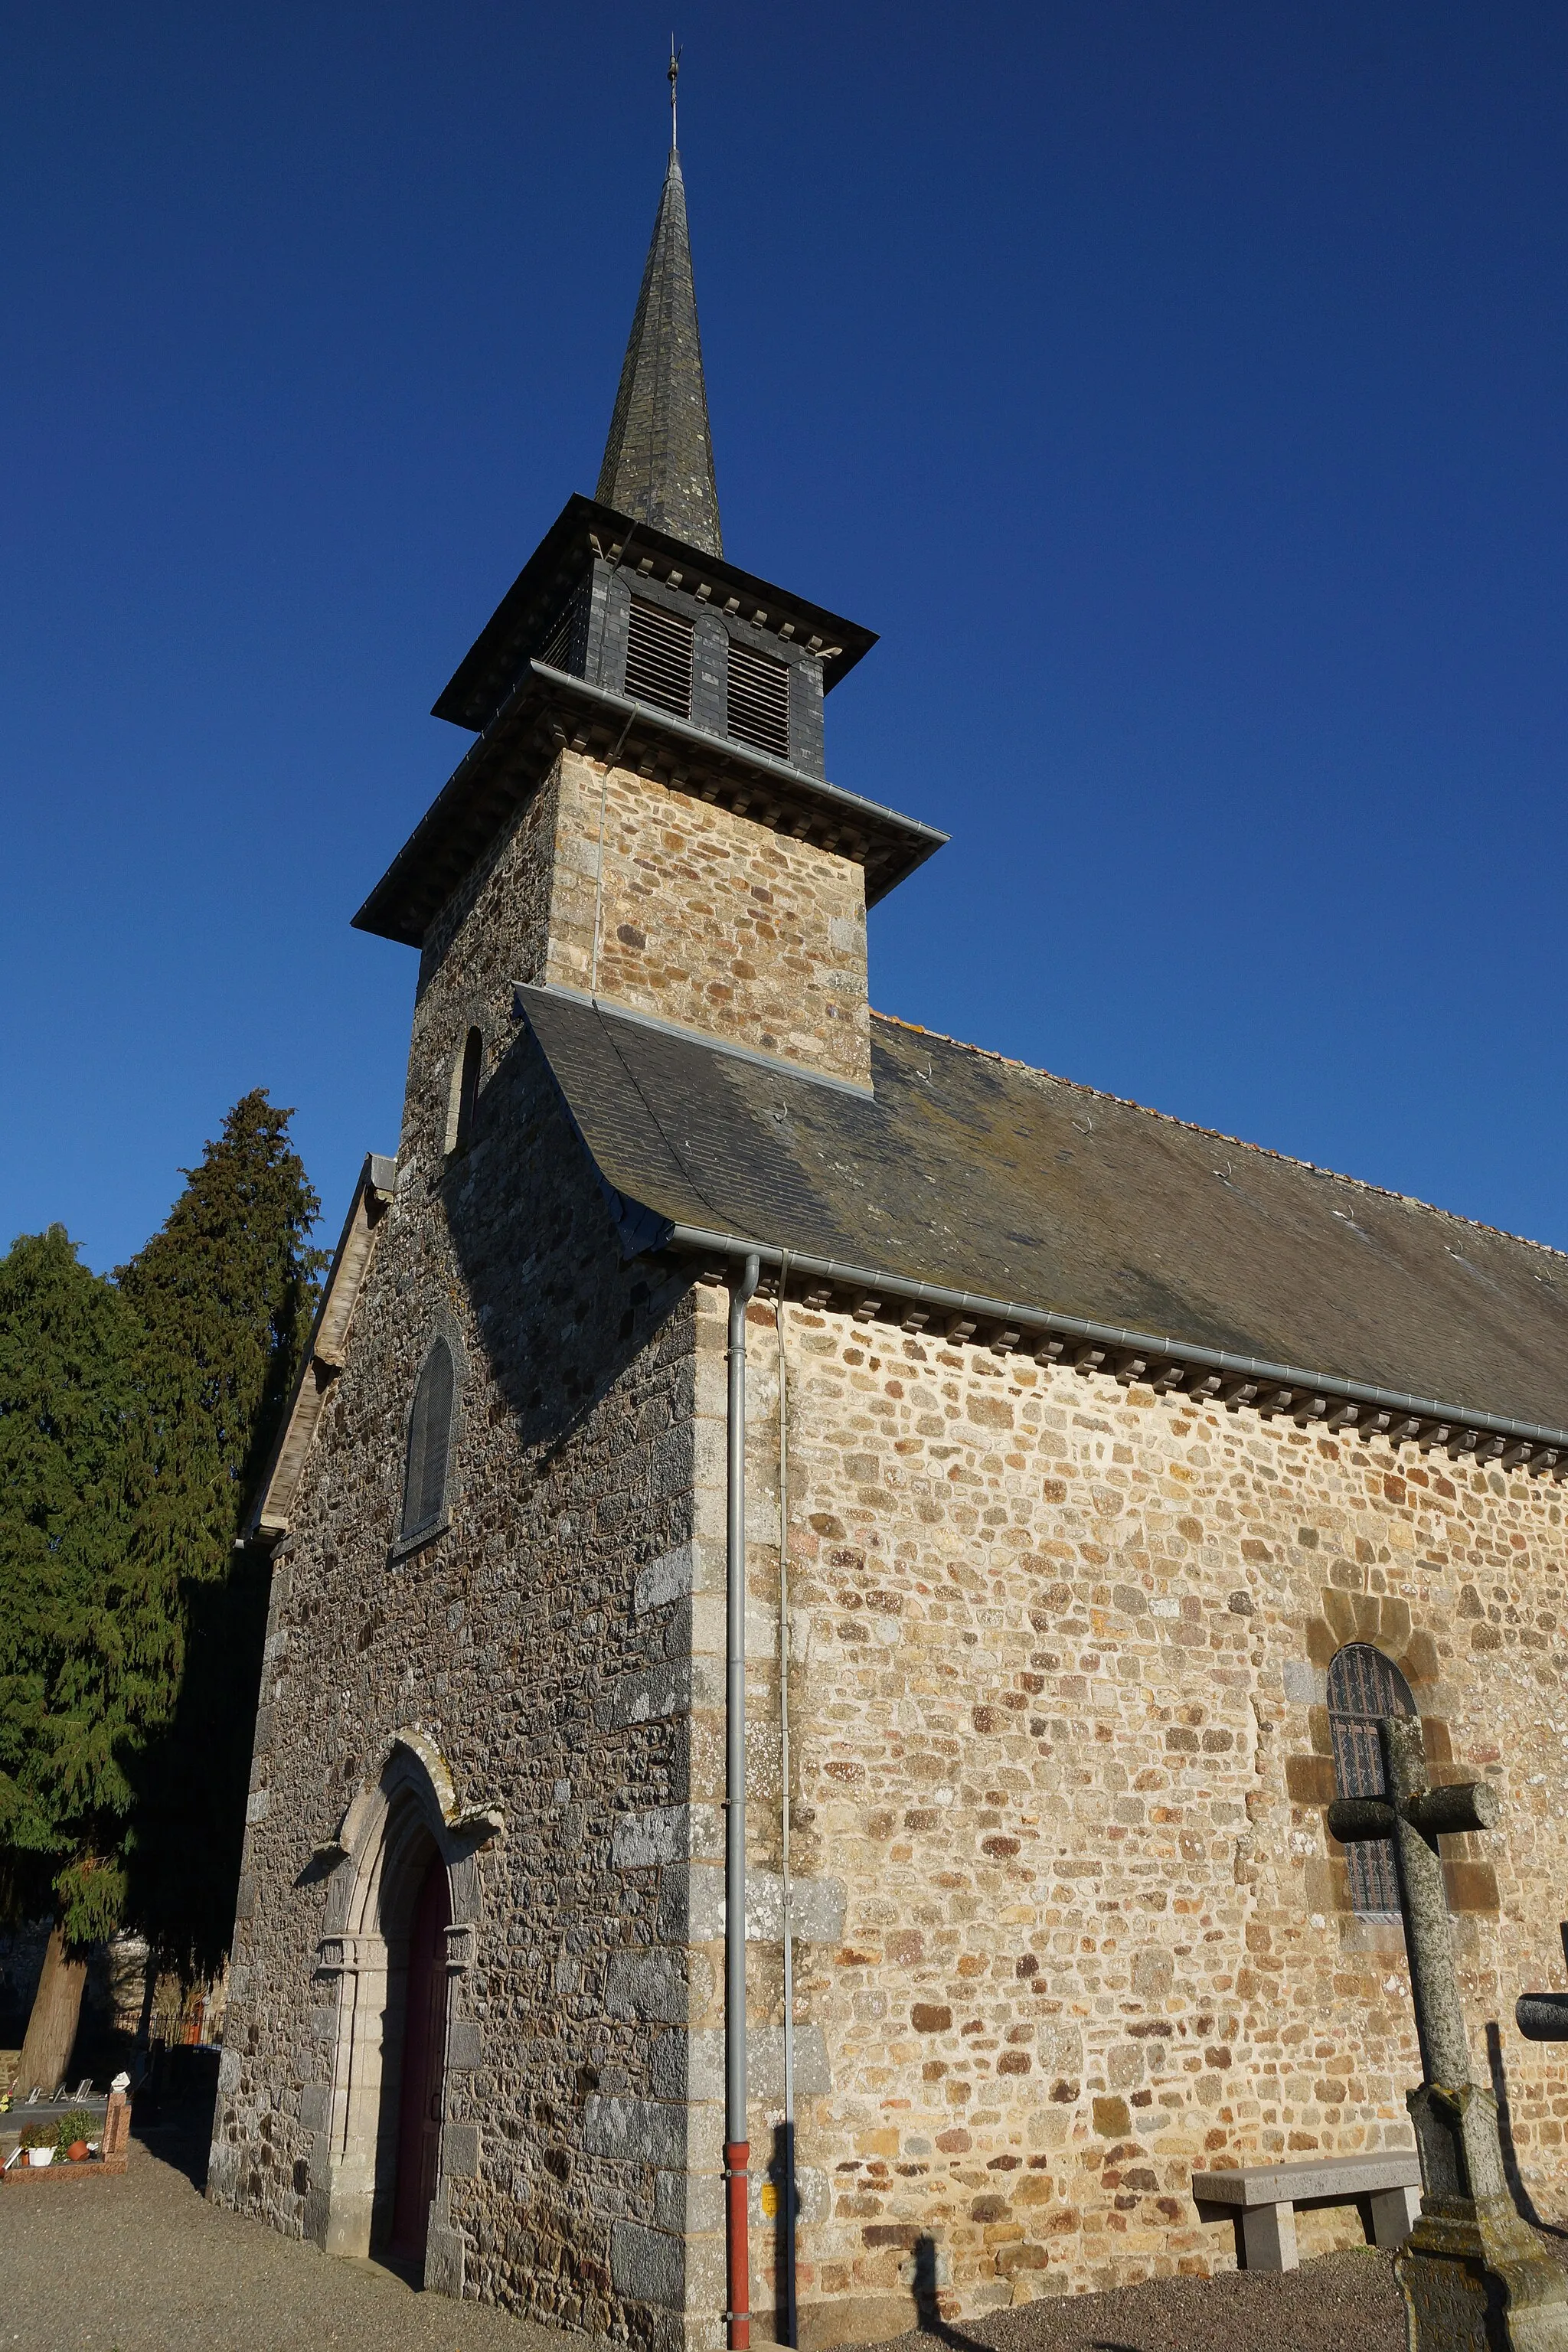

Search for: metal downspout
xmin=726 ymin=1253 xmax=761 ymax=2352
xmin=776 ymin=1252 xmax=797 ymax=2349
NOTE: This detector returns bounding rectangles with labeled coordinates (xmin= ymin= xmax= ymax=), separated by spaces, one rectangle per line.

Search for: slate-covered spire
xmin=596 ymin=145 xmax=723 ymax=557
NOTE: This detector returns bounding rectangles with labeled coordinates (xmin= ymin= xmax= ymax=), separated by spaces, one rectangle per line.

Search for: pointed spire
xmin=596 ymin=139 xmax=723 ymax=557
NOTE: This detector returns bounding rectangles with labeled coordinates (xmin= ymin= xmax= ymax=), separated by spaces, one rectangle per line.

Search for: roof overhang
xmin=652 ymin=1223 xmax=1568 ymax=1478
xmin=354 ymin=662 xmax=946 ymax=948
xmin=433 ymin=493 xmax=877 ymax=733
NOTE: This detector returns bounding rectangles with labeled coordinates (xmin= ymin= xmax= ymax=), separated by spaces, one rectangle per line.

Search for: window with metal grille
xmin=537 ymin=592 xmax=581 ymax=675
xmin=624 ymin=598 xmax=694 ymax=718
xmin=401 ymin=1338 xmax=456 ymax=1542
xmin=726 ymin=637 xmax=791 ymax=759
xmin=1327 ymin=1643 xmax=1417 ymax=1915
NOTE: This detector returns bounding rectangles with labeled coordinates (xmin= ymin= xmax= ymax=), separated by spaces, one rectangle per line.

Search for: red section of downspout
xmin=726 ymin=2138 xmax=751 ymax=2349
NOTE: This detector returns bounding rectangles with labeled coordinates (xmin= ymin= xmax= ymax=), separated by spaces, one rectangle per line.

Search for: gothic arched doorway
xmin=390 ymin=1849 xmax=451 ymax=2262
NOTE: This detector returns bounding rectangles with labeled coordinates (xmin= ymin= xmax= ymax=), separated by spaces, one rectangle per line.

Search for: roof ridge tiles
xmin=869 ymin=1008 xmax=1568 ymax=1272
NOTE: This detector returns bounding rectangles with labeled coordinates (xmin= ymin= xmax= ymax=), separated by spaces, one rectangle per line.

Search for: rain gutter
xmin=663 ymin=1225 xmax=1568 ymax=1465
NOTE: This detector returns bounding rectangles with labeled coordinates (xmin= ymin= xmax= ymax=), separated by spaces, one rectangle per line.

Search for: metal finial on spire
xmin=668 ymin=37 xmax=681 ymax=150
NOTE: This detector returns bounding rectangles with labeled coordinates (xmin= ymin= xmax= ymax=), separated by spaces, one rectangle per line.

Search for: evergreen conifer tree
xmin=0 ymin=1227 xmax=149 ymax=2088
xmin=119 ymin=1089 xmax=324 ymax=1979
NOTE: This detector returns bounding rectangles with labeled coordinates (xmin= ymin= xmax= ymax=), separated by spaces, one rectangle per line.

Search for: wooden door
xmin=391 ymin=1853 xmax=451 ymax=2260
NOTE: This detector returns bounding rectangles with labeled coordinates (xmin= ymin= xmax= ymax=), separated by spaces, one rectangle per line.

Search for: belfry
xmin=214 ymin=105 xmax=1568 ymax=2352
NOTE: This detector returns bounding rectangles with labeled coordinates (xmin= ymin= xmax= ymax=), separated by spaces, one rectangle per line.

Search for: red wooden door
xmin=391 ymin=1854 xmax=450 ymax=2259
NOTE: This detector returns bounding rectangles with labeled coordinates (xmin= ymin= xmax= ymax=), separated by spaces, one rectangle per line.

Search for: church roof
xmin=595 ymin=147 xmax=723 ymax=556
xmin=514 ymin=983 xmax=1568 ymax=1456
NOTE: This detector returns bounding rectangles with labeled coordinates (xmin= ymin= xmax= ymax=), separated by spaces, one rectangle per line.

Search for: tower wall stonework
xmin=726 ymin=1301 xmax=1568 ymax=2344
xmin=539 ymin=750 xmax=871 ymax=1091
xmin=405 ymin=746 xmax=871 ymax=1101
xmin=211 ymin=786 xmax=727 ymax=2343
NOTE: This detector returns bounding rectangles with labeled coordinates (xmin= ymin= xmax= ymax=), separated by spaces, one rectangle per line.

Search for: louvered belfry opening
xmin=625 ymin=598 xmax=694 ymax=719
xmin=537 ymin=590 xmax=582 ymax=677
xmin=727 ymin=636 xmax=791 ymax=759
xmin=402 ymin=1338 xmax=456 ymax=1541
xmin=1327 ymin=1642 xmax=1417 ymax=1915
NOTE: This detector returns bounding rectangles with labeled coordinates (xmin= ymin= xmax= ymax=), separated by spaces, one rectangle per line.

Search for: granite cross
xmin=1327 ymin=1714 xmax=1568 ymax=2350
xmin=1514 ymin=1927 xmax=1568 ymax=2048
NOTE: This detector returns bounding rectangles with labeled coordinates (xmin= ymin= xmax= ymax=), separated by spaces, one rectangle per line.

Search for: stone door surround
xmin=302 ymin=1731 xmax=494 ymax=2298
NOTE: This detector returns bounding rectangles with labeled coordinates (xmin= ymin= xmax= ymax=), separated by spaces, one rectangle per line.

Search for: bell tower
xmin=352 ymin=126 xmax=944 ymax=1157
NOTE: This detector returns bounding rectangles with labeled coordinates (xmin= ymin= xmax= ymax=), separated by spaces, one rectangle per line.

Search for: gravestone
xmin=1328 ymin=1715 xmax=1568 ymax=2350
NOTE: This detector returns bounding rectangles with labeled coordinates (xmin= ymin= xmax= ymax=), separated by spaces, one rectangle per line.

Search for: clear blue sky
xmin=5 ymin=5 xmax=1566 ymax=1272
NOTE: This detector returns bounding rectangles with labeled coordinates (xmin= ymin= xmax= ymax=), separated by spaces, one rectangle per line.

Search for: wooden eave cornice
xmin=245 ymin=1152 xmax=398 ymax=1544
xmin=353 ymin=664 xmax=947 ymax=949
xmin=432 ymin=494 xmax=877 ymax=733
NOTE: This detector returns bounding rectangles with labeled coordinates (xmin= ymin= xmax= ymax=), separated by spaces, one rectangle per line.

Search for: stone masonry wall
xmin=211 ymin=771 xmax=730 ymax=2346
xmin=539 ymin=751 xmax=871 ymax=1090
xmin=214 ymin=745 xmax=1568 ymax=2347
xmin=722 ymin=1295 xmax=1568 ymax=2347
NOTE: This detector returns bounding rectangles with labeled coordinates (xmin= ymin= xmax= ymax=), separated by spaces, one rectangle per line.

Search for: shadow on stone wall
xmin=440 ymin=1020 xmax=694 ymax=1459
xmin=909 ymin=2237 xmax=990 ymax=2351
xmin=1485 ymin=2018 xmax=1568 ymax=2240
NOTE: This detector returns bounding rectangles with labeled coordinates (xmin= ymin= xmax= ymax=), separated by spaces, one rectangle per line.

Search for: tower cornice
xmin=355 ymin=657 xmax=945 ymax=949
xmin=433 ymin=496 xmax=876 ymax=735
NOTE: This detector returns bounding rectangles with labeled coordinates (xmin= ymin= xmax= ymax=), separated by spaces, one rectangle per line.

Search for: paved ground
xmin=0 ymin=2105 xmax=1427 ymax=2352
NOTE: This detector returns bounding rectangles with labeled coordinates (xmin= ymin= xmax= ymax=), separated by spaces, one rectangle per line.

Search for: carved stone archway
xmin=302 ymin=1733 xmax=496 ymax=2296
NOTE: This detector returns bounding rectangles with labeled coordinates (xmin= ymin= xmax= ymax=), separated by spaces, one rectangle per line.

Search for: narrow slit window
xmin=401 ymin=1338 xmax=456 ymax=1542
xmin=727 ymin=638 xmax=791 ymax=759
xmin=624 ymin=599 xmax=694 ymax=719
xmin=445 ymin=1028 xmax=483 ymax=1156
xmin=1327 ymin=1642 xmax=1416 ymax=1916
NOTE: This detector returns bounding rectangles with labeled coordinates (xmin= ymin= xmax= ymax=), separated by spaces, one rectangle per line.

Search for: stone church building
xmin=211 ymin=135 xmax=1568 ymax=2349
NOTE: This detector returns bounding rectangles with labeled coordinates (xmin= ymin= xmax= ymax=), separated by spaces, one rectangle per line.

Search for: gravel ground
xmin=0 ymin=2108 xmax=1462 ymax=2352
xmin=0 ymin=2107 xmax=598 ymax=2352
xmin=861 ymin=2246 xmax=1405 ymax=2352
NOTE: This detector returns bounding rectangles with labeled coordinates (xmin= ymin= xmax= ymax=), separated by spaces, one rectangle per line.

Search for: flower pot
xmin=27 ymin=2147 xmax=53 ymax=2167
xmin=67 ymin=2141 xmax=89 ymax=2162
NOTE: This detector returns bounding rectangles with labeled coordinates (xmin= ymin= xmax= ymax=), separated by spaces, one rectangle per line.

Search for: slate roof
xmin=517 ymin=985 xmax=1568 ymax=1440
xmin=596 ymin=148 xmax=723 ymax=556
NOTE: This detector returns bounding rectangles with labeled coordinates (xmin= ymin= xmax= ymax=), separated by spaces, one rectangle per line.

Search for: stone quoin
xmin=210 ymin=110 xmax=1568 ymax=2352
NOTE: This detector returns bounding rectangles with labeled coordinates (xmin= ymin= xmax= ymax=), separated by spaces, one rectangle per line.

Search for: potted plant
xmin=55 ymin=2109 xmax=98 ymax=2163
xmin=19 ymin=2122 xmax=54 ymax=2167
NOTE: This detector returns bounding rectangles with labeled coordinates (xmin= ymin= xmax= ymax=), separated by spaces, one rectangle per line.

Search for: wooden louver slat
xmin=727 ymin=637 xmax=791 ymax=759
xmin=537 ymin=592 xmax=580 ymax=675
xmin=625 ymin=599 xmax=694 ymax=719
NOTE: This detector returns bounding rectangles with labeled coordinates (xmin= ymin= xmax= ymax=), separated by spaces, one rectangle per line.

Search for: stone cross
xmin=1327 ymin=1714 xmax=1568 ymax=2351
xmin=1514 ymin=1926 xmax=1568 ymax=2048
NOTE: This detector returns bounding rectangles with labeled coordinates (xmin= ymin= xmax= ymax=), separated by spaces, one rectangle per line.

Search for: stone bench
xmin=1192 ymin=2153 xmax=1423 ymax=2272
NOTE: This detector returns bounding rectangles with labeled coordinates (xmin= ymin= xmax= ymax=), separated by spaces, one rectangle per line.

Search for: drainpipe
xmin=726 ymin=1252 xmax=761 ymax=2352
xmin=776 ymin=1253 xmax=798 ymax=2350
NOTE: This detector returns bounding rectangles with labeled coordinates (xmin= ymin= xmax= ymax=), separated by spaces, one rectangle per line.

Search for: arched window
xmin=401 ymin=1338 xmax=456 ymax=1542
xmin=1327 ymin=1643 xmax=1416 ymax=1916
xmin=444 ymin=1028 xmax=483 ymax=1156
